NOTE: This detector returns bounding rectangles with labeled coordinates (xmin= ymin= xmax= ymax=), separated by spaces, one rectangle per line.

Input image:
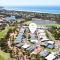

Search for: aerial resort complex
xmin=0 ymin=7 xmax=60 ymax=60
xmin=0 ymin=5 xmax=60 ymax=60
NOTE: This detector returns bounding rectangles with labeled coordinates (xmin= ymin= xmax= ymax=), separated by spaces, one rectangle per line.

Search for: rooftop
xmin=46 ymin=53 xmax=56 ymax=60
xmin=22 ymin=44 xmax=30 ymax=49
xmin=39 ymin=50 xmax=49 ymax=57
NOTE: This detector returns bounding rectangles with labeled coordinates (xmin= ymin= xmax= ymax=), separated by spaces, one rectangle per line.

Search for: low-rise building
xmin=22 ymin=44 xmax=30 ymax=49
xmin=39 ymin=50 xmax=49 ymax=57
xmin=26 ymin=46 xmax=35 ymax=52
xmin=30 ymin=33 xmax=38 ymax=43
xmin=46 ymin=52 xmax=56 ymax=60
xmin=31 ymin=47 xmax=42 ymax=54
xmin=4 ymin=16 xmax=16 ymax=23
xmin=15 ymin=27 xmax=25 ymax=44
xmin=15 ymin=43 xmax=23 ymax=48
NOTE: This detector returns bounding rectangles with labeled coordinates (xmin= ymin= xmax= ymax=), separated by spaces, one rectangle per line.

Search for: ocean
xmin=4 ymin=6 xmax=60 ymax=14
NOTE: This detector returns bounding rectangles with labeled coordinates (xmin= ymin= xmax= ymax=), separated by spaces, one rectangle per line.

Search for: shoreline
xmin=4 ymin=6 xmax=60 ymax=14
xmin=6 ymin=9 xmax=60 ymax=14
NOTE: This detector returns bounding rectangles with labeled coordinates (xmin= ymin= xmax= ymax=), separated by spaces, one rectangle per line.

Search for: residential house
xmin=46 ymin=52 xmax=56 ymax=60
xmin=4 ymin=16 xmax=16 ymax=23
xmin=39 ymin=50 xmax=49 ymax=57
xmin=21 ymin=44 xmax=30 ymax=49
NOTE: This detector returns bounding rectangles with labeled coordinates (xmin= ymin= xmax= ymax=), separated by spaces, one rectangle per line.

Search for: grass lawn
xmin=23 ymin=21 xmax=32 ymax=25
xmin=45 ymin=30 xmax=55 ymax=40
xmin=37 ymin=24 xmax=60 ymax=28
xmin=0 ymin=25 xmax=9 ymax=39
xmin=45 ymin=48 xmax=58 ymax=52
xmin=0 ymin=25 xmax=16 ymax=40
xmin=0 ymin=50 xmax=12 ymax=60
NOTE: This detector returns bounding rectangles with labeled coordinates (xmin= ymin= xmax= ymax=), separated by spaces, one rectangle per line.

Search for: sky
xmin=0 ymin=0 xmax=60 ymax=6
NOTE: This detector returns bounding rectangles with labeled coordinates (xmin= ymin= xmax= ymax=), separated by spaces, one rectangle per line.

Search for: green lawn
xmin=0 ymin=25 xmax=9 ymax=39
xmin=0 ymin=50 xmax=12 ymax=60
xmin=45 ymin=48 xmax=58 ymax=52
xmin=45 ymin=30 xmax=55 ymax=40
xmin=23 ymin=21 xmax=32 ymax=25
xmin=37 ymin=24 xmax=60 ymax=28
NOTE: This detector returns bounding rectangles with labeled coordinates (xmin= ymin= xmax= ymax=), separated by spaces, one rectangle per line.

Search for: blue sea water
xmin=4 ymin=6 xmax=60 ymax=14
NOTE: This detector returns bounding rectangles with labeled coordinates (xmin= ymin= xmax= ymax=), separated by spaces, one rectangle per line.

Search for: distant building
xmin=15 ymin=14 xmax=22 ymax=19
xmin=4 ymin=16 xmax=16 ymax=22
